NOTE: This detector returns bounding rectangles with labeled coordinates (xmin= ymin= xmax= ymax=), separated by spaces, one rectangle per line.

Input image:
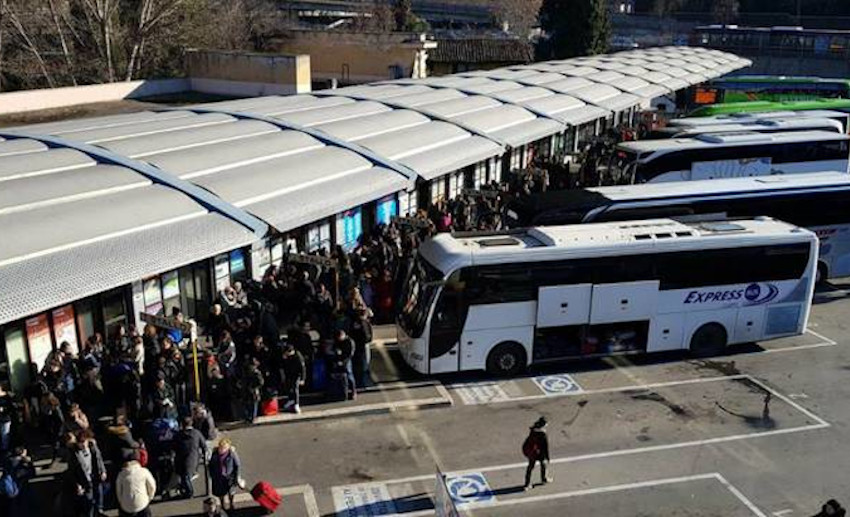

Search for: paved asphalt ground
xmin=125 ymin=280 xmax=850 ymax=516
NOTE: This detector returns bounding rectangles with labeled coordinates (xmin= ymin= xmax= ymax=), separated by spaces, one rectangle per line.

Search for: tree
xmin=712 ymin=0 xmax=739 ymax=24
xmin=393 ymin=0 xmax=411 ymax=31
xmin=537 ymin=0 xmax=610 ymax=60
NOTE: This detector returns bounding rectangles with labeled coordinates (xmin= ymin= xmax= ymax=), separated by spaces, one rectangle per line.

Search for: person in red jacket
xmin=522 ymin=417 xmax=552 ymax=491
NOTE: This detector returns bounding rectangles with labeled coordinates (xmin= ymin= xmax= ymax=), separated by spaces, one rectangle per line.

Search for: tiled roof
xmin=431 ymin=38 xmax=534 ymax=64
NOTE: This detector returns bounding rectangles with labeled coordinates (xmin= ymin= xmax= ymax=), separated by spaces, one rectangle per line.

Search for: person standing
xmin=522 ymin=417 xmax=552 ymax=491
xmin=5 ymin=446 xmax=36 ymax=517
xmin=65 ymin=430 xmax=106 ymax=517
xmin=115 ymin=450 xmax=156 ymax=517
xmin=175 ymin=416 xmax=207 ymax=499
xmin=349 ymin=309 xmax=373 ymax=389
xmin=208 ymin=438 xmax=241 ymax=511
xmin=281 ymin=345 xmax=306 ymax=414
xmin=333 ymin=330 xmax=357 ymax=400
xmin=240 ymin=358 xmax=264 ymax=424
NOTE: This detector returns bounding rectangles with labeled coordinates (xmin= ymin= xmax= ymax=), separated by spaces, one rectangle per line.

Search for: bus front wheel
xmin=486 ymin=342 xmax=527 ymax=377
xmin=689 ymin=323 xmax=727 ymax=358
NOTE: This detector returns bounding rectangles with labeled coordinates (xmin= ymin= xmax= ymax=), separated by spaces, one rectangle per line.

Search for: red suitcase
xmin=251 ymin=481 xmax=282 ymax=513
xmin=260 ymin=397 xmax=279 ymax=416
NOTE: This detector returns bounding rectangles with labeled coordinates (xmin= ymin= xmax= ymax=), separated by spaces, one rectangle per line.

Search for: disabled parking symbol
xmin=445 ymin=472 xmax=494 ymax=505
xmin=533 ymin=374 xmax=583 ymax=396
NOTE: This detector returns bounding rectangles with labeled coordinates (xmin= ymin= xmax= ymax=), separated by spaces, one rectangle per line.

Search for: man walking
xmin=522 ymin=417 xmax=552 ymax=491
xmin=175 ymin=417 xmax=207 ymax=499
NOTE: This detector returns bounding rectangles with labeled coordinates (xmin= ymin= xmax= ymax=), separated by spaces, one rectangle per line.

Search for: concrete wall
xmin=273 ymin=30 xmax=433 ymax=84
xmin=185 ymin=49 xmax=311 ymax=95
xmin=0 ymin=79 xmax=189 ymax=116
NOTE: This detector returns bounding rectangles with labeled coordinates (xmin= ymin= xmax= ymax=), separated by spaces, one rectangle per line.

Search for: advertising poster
xmin=51 ymin=305 xmax=78 ymax=354
xmin=229 ymin=249 xmax=246 ymax=275
xmin=162 ymin=271 xmax=180 ymax=300
xmin=377 ymin=196 xmax=398 ymax=226
xmin=25 ymin=314 xmax=53 ymax=371
xmin=143 ymin=276 xmax=162 ymax=314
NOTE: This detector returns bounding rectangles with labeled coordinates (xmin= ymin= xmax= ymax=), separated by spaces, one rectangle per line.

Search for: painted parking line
xmin=333 ymin=472 xmax=767 ymax=517
xmin=450 ymin=381 xmax=511 ymax=405
xmin=336 ymin=374 xmax=829 ymax=493
xmin=763 ymin=328 xmax=838 ymax=354
xmin=455 ymin=472 xmax=768 ymax=516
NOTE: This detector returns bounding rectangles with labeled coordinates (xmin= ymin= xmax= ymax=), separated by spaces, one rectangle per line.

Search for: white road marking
xmin=371 ymin=472 xmax=768 ymax=516
xmin=772 ymin=509 xmax=794 ymax=516
xmin=764 ymin=329 xmax=838 ymax=354
xmin=336 ymin=375 xmax=830 ymax=488
xmin=451 ymin=373 xmax=748 ymax=406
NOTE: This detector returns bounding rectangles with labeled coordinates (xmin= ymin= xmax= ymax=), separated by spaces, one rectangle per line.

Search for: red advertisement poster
xmin=52 ymin=305 xmax=79 ymax=354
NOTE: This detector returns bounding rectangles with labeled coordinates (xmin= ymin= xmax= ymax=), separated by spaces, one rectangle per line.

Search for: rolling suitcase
xmin=260 ymin=397 xmax=279 ymax=416
xmin=251 ymin=480 xmax=282 ymax=513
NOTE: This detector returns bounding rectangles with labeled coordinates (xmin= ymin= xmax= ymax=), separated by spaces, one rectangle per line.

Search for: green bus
xmin=687 ymin=98 xmax=850 ymax=118
xmin=694 ymin=76 xmax=850 ymax=105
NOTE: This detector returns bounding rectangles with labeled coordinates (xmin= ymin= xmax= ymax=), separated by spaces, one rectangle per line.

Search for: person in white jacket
xmin=115 ymin=451 xmax=156 ymax=517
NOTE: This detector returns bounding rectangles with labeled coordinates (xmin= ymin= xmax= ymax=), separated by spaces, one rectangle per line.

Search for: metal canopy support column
xmin=0 ymin=130 xmax=270 ymax=237
xmin=161 ymin=107 xmax=419 ymax=187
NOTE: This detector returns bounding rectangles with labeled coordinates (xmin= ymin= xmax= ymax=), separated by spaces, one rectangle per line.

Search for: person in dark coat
xmin=175 ymin=416 xmax=207 ymax=499
xmin=64 ymin=430 xmax=106 ymax=517
xmin=281 ymin=345 xmax=306 ymax=413
xmin=240 ymin=358 xmax=264 ymax=424
xmin=523 ymin=417 xmax=552 ymax=491
xmin=192 ymin=403 xmax=218 ymax=442
xmin=349 ymin=309 xmax=373 ymax=389
xmin=332 ymin=330 xmax=357 ymax=400
xmin=208 ymin=438 xmax=241 ymax=511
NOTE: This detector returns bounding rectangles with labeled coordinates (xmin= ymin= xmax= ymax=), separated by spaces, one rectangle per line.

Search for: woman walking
xmin=208 ymin=438 xmax=241 ymax=511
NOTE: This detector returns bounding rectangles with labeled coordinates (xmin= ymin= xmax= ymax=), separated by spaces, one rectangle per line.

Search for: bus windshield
xmin=399 ymin=254 xmax=444 ymax=338
xmin=608 ymin=150 xmax=640 ymax=183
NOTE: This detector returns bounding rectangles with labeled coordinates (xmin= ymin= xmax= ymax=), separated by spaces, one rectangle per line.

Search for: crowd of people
xmin=0 ymin=183 xmax=519 ymax=516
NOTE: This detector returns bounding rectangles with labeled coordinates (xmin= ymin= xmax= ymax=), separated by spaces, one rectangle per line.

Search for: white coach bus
xmin=649 ymin=117 xmax=844 ymax=139
xmin=504 ymin=172 xmax=850 ymax=282
xmin=667 ymin=109 xmax=850 ymax=133
xmin=608 ymin=130 xmax=850 ymax=184
xmin=398 ymin=218 xmax=818 ymax=375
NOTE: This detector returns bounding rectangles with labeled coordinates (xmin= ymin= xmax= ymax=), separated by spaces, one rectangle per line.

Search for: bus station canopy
xmin=0 ymin=46 xmax=750 ymax=325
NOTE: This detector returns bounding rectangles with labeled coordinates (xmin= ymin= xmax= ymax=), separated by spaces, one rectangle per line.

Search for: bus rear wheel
xmin=689 ymin=323 xmax=728 ymax=358
xmin=486 ymin=342 xmax=527 ymax=377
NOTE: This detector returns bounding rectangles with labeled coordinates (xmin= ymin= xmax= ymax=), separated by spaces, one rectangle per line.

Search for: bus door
xmin=428 ymin=279 xmax=467 ymax=374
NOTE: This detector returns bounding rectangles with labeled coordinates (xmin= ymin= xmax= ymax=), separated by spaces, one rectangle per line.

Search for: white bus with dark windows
xmin=397 ymin=218 xmax=818 ymax=376
xmin=648 ymin=117 xmax=844 ymax=140
xmin=608 ymin=130 xmax=850 ymax=184
xmin=504 ymin=172 xmax=850 ymax=282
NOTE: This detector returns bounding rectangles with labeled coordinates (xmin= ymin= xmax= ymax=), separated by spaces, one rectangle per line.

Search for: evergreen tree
xmin=537 ymin=0 xmax=611 ymax=60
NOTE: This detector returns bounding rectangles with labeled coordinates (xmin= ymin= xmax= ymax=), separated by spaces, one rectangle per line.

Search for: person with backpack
xmin=4 ymin=446 xmax=35 ymax=516
xmin=522 ymin=417 xmax=552 ymax=491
